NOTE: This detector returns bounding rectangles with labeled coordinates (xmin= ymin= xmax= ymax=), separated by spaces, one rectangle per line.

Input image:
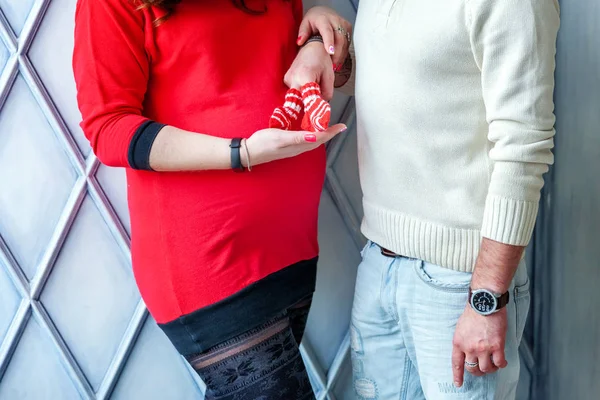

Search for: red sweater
xmin=73 ymin=0 xmax=325 ymax=323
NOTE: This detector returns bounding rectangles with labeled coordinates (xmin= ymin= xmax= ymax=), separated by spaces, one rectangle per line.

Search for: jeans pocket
xmin=414 ymin=261 xmax=472 ymax=292
xmin=514 ymin=278 xmax=531 ymax=343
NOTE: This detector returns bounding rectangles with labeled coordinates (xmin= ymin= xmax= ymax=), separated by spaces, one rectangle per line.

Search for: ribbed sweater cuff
xmin=480 ymin=195 xmax=539 ymax=246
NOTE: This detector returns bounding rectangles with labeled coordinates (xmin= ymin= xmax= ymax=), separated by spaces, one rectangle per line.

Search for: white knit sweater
xmin=342 ymin=0 xmax=560 ymax=272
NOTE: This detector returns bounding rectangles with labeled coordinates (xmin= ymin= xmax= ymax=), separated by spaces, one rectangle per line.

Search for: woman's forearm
xmin=149 ymin=125 xmax=232 ymax=171
xmin=147 ymin=122 xmax=347 ymax=172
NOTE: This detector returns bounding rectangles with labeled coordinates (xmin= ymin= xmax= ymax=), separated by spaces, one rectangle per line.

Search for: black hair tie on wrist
xmin=304 ymin=35 xmax=324 ymax=46
xmin=230 ymin=138 xmax=245 ymax=172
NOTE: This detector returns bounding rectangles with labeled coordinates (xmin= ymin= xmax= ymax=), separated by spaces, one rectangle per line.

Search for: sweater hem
xmin=361 ymin=200 xmax=482 ymax=273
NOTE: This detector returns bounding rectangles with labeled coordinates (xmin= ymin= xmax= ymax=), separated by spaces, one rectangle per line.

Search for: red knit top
xmin=73 ymin=0 xmax=325 ymax=323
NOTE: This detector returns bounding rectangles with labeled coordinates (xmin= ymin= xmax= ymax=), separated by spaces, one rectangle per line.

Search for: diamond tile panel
xmin=331 ymin=351 xmax=354 ymax=400
xmin=28 ymin=0 xmax=90 ymax=156
xmin=307 ymin=190 xmax=360 ymax=374
xmin=305 ymin=361 xmax=325 ymax=399
xmin=0 ymin=37 xmax=9 ymax=73
xmin=332 ymin=113 xmax=363 ymax=220
xmin=0 ymin=0 xmax=35 ymax=36
xmin=0 ymin=260 xmax=20 ymax=343
xmin=111 ymin=317 xmax=202 ymax=400
xmin=40 ymin=197 xmax=139 ymax=391
xmin=0 ymin=317 xmax=81 ymax=400
xmin=329 ymin=92 xmax=351 ymax=126
xmin=0 ymin=76 xmax=77 ymax=280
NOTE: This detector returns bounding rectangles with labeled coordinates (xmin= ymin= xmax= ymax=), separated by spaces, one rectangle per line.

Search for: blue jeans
xmin=350 ymin=242 xmax=531 ymax=400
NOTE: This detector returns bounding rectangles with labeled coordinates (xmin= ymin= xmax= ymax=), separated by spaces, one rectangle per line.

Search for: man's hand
xmin=284 ymin=42 xmax=335 ymax=100
xmin=451 ymin=238 xmax=525 ymax=387
xmin=452 ymin=305 xmax=508 ymax=387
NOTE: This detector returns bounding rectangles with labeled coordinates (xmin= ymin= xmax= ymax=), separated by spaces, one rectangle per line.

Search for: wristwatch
xmin=469 ymin=288 xmax=510 ymax=316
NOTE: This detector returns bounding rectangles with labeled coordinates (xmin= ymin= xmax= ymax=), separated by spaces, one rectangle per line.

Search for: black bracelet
xmin=303 ymin=35 xmax=323 ymax=47
xmin=230 ymin=138 xmax=245 ymax=172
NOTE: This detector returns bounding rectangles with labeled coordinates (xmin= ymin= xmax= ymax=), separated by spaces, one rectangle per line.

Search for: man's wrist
xmin=471 ymin=241 xmax=524 ymax=293
xmin=470 ymin=264 xmax=511 ymax=293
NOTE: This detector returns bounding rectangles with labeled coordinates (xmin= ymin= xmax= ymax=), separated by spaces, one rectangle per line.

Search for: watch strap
xmin=230 ymin=138 xmax=245 ymax=172
xmin=496 ymin=290 xmax=510 ymax=310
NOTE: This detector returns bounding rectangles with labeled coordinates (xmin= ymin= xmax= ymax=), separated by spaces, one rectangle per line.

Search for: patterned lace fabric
xmin=186 ymin=298 xmax=315 ymax=400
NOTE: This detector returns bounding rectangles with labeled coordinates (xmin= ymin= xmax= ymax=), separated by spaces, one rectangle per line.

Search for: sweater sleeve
xmin=467 ymin=0 xmax=560 ymax=246
xmin=73 ymin=0 xmax=155 ymax=168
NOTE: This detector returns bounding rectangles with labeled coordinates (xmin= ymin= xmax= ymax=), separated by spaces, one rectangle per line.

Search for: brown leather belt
xmin=380 ymin=247 xmax=400 ymax=258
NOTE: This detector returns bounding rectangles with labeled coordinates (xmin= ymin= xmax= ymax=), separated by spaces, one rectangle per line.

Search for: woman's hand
xmin=244 ymin=123 xmax=347 ymax=167
xmin=284 ymin=42 xmax=334 ymax=99
xmin=297 ymin=6 xmax=352 ymax=71
xmin=285 ymin=6 xmax=352 ymax=100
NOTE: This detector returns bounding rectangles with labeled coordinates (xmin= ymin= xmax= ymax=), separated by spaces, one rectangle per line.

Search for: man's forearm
xmin=470 ymin=238 xmax=525 ymax=293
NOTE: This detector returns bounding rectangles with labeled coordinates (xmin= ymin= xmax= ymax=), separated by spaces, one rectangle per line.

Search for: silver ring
xmin=465 ymin=360 xmax=479 ymax=368
xmin=335 ymin=26 xmax=351 ymax=43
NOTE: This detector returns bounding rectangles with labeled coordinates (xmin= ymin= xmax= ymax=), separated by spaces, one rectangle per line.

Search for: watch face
xmin=471 ymin=290 xmax=497 ymax=315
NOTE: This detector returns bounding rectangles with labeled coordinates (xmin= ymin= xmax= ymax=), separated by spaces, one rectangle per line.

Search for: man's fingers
xmin=478 ymin=353 xmax=498 ymax=374
xmin=463 ymin=352 xmax=485 ymax=376
xmin=451 ymin=347 xmax=465 ymax=387
xmin=492 ymin=350 xmax=508 ymax=369
xmin=464 ymin=356 xmax=484 ymax=376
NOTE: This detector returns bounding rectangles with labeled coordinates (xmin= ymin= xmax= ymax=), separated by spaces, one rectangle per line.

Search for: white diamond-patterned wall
xmin=0 ymin=260 xmax=19 ymax=346
xmin=0 ymin=76 xmax=77 ymax=280
xmin=0 ymin=317 xmax=81 ymax=400
xmin=110 ymin=318 xmax=202 ymax=400
xmin=40 ymin=197 xmax=140 ymax=391
xmin=0 ymin=0 xmax=360 ymax=399
xmin=28 ymin=0 xmax=89 ymax=156
xmin=0 ymin=0 xmax=34 ymax=35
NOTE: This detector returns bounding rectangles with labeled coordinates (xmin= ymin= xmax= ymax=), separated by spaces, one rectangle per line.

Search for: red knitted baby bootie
xmin=300 ymin=82 xmax=331 ymax=132
xmin=269 ymin=88 xmax=303 ymax=130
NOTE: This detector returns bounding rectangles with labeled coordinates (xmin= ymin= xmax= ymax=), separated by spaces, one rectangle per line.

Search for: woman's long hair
xmin=138 ymin=0 xmax=270 ymax=25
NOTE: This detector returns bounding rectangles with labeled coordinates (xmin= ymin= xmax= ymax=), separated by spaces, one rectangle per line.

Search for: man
xmin=336 ymin=0 xmax=560 ymax=398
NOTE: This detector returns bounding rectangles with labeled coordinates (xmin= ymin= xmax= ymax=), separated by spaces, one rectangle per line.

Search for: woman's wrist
xmin=240 ymin=139 xmax=252 ymax=171
xmin=303 ymin=35 xmax=324 ymax=47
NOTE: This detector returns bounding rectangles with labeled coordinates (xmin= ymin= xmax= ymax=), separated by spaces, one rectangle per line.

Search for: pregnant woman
xmin=73 ymin=0 xmax=351 ymax=398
